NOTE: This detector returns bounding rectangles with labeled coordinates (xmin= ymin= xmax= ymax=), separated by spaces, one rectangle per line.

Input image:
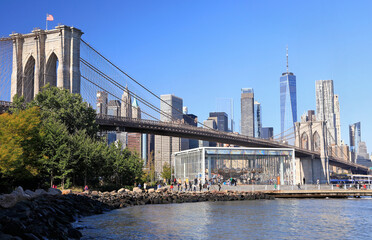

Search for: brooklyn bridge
xmin=0 ymin=25 xmax=369 ymax=183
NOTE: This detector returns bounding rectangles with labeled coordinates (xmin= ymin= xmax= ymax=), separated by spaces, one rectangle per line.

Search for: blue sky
xmin=1 ymin=0 xmax=372 ymax=153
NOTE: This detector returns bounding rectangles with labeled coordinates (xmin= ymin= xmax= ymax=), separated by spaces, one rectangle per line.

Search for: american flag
xmin=46 ymin=14 xmax=54 ymax=21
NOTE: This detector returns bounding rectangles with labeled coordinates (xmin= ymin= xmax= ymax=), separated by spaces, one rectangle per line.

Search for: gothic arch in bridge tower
xmin=10 ymin=26 xmax=83 ymax=102
xmin=23 ymin=55 xmax=35 ymax=102
xmin=301 ymin=132 xmax=309 ymax=150
xmin=45 ymin=52 xmax=59 ymax=87
xmin=313 ymin=131 xmax=321 ymax=152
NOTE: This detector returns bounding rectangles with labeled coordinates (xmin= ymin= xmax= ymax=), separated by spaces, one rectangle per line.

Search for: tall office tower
xmin=349 ymin=122 xmax=361 ymax=163
xmin=254 ymin=101 xmax=262 ymax=138
xmin=107 ymin=100 xmax=122 ymax=145
xmin=121 ymin=86 xmax=132 ymax=118
xmin=334 ymin=95 xmax=342 ymax=145
xmin=199 ymin=118 xmax=217 ymax=147
xmin=280 ymin=47 xmax=297 ymax=141
xmin=315 ymin=80 xmax=337 ymax=145
xmin=183 ymin=113 xmax=198 ymax=149
xmin=357 ymin=142 xmax=370 ymax=160
xmin=241 ymin=88 xmax=254 ymax=137
xmin=96 ymin=91 xmax=108 ymax=115
xmin=127 ymin=97 xmax=142 ymax=155
xmin=118 ymin=87 xmax=133 ymax=150
xmin=209 ymin=112 xmax=228 ymax=132
xmin=107 ymin=100 xmax=121 ymax=116
xmin=155 ymin=94 xmax=185 ymax=177
xmin=160 ymin=94 xmax=183 ymax=122
xmin=261 ymin=127 xmax=274 ymax=140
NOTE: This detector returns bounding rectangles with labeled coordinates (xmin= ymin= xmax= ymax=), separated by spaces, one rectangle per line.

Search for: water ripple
xmin=77 ymin=198 xmax=372 ymax=240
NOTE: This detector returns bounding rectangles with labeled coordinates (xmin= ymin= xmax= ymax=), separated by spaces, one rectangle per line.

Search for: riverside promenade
xmin=210 ymin=184 xmax=372 ymax=198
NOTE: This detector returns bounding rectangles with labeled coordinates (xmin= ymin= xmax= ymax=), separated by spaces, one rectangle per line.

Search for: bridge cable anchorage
xmin=80 ymin=58 xmax=178 ymax=123
xmin=80 ymin=74 xmax=160 ymax=121
xmin=80 ymin=39 xmax=214 ymax=131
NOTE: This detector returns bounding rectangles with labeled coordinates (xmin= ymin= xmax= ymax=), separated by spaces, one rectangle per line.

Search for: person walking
xmin=189 ymin=181 xmax=192 ymax=191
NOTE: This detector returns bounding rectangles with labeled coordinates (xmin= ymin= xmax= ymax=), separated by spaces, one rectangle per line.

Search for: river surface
xmin=77 ymin=198 xmax=372 ymax=239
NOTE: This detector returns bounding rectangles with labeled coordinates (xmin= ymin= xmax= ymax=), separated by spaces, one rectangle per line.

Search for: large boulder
xmin=148 ymin=188 xmax=155 ymax=193
xmin=91 ymin=191 xmax=99 ymax=196
xmin=34 ymin=189 xmax=48 ymax=196
xmin=133 ymin=187 xmax=142 ymax=193
xmin=0 ymin=193 xmax=18 ymax=208
xmin=47 ymin=188 xmax=62 ymax=196
xmin=13 ymin=186 xmax=30 ymax=201
xmin=118 ymin=188 xmax=126 ymax=194
xmin=24 ymin=190 xmax=38 ymax=199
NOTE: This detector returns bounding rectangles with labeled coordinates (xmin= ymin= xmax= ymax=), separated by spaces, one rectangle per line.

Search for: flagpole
xmin=46 ymin=13 xmax=48 ymax=30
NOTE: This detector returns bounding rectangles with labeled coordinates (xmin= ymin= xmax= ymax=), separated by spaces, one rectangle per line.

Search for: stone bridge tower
xmin=294 ymin=120 xmax=329 ymax=184
xmin=10 ymin=25 xmax=83 ymax=102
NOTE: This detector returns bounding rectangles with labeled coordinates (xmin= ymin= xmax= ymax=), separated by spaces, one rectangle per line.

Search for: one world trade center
xmin=280 ymin=47 xmax=297 ymax=142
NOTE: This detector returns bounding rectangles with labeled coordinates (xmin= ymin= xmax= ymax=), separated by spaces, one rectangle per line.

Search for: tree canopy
xmin=1 ymin=86 xmax=143 ymax=192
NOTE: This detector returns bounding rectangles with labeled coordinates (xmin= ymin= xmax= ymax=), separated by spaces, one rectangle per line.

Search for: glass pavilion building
xmin=173 ymin=147 xmax=296 ymax=185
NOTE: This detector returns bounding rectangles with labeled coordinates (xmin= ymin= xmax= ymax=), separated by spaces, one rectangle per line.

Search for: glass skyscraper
xmin=349 ymin=122 xmax=361 ymax=163
xmin=280 ymin=49 xmax=297 ymax=141
xmin=254 ymin=101 xmax=262 ymax=138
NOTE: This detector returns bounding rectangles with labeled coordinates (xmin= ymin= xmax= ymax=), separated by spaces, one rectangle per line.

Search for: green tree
xmin=161 ymin=162 xmax=172 ymax=182
xmin=41 ymin=118 xmax=71 ymax=188
xmin=30 ymin=85 xmax=98 ymax=137
xmin=0 ymin=107 xmax=44 ymax=186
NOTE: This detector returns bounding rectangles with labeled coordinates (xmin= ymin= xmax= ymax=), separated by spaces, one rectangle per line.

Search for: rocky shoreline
xmin=0 ymin=187 xmax=273 ymax=239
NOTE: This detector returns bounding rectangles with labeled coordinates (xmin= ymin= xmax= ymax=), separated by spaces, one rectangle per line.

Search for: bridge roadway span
xmin=0 ymin=102 xmax=368 ymax=174
xmin=96 ymin=114 xmax=369 ymax=174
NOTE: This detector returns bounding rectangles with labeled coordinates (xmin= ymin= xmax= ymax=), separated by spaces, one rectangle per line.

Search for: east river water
xmin=77 ymin=198 xmax=372 ymax=239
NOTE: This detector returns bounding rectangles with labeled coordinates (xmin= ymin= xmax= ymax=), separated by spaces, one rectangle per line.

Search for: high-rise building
xmin=254 ymin=101 xmax=262 ymax=138
xmin=107 ymin=100 xmax=121 ymax=145
xmin=280 ymin=47 xmax=297 ymax=141
xmin=183 ymin=113 xmax=198 ymax=149
xmin=241 ymin=88 xmax=254 ymax=137
xmin=96 ymin=91 xmax=108 ymax=115
xmin=200 ymin=118 xmax=217 ymax=147
xmin=160 ymin=94 xmax=183 ymax=122
xmin=209 ymin=112 xmax=228 ymax=132
xmin=357 ymin=141 xmax=370 ymax=160
xmin=155 ymin=94 xmax=185 ymax=177
xmin=315 ymin=80 xmax=337 ymax=145
xmin=121 ymin=86 xmax=132 ymax=118
xmin=334 ymin=95 xmax=342 ymax=145
xmin=262 ymin=127 xmax=274 ymax=140
xmin=127 ymin=97 xmax=142 ymax=155
xmin=107 ymin=100 xmax=121 ymax=116
xmin=349 ymin=122 xmax=361 ymax=163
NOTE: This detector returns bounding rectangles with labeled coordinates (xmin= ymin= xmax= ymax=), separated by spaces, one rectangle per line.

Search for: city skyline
xmin=1 ymin=1 xmax=372 ymax=152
